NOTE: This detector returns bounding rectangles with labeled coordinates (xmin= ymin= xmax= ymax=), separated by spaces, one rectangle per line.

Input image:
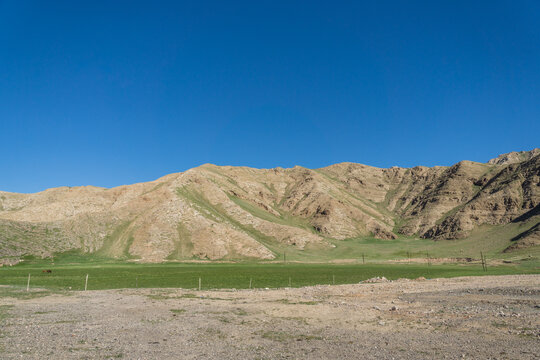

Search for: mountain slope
xmin=1 ymin=150 xmax=539 ymax=262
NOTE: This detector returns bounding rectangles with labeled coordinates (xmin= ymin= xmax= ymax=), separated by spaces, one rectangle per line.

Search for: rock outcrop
xmin=487 ymin=148 xmax=540 ymax=165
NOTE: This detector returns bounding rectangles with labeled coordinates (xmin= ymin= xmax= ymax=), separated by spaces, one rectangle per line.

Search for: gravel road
xmin=1 ymin=275 xmax=539 ymax=359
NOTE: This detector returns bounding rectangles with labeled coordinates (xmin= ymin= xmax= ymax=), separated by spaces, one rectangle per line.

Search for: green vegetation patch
xmin=177 ymin=186 xmax=289 ymax=257
xmin=96 ymin=221 xmax=136 ymax=259
xmin=166 ymin=222 xmax=194 ymax=260
xmin=227 ymin=193 xmax=316 ymax=233
xmin=0 ymin=262 xmax=537 ymax=292
xmin=257 ymin=330 xmax=322 ymax=342
xmin=274 ymin=299 xmax=319 ymax=305
xmin=170 ymin=308 xmax=186 ymax=314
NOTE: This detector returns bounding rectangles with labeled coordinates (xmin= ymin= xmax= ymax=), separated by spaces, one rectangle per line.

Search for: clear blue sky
xmin=1 ymin=1 xmax=539 ymax=193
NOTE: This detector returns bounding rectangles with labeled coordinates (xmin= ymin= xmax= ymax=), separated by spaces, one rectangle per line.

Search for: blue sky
xmin=1 ymin=1 xmax=539 ymax=193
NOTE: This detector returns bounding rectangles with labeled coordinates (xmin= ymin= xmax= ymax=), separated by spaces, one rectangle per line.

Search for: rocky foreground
xmin=1 ymin=275 xmax=539 ymax=359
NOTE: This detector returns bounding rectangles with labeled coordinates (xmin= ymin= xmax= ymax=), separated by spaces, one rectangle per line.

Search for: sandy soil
xmin=1 ymin=275 xmax=539 ymax=359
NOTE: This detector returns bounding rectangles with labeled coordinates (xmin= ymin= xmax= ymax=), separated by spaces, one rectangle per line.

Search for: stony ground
xmin=0 ymin=275 xmax=539 ymax=359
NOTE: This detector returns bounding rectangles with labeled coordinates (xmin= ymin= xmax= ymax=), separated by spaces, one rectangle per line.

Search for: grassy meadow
xmin=0 ymin=255 xmax=538 ymax=292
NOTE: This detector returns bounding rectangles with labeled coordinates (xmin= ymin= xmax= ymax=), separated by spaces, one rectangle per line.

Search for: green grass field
xmin=1 ymin=259 xmax=538 ymax=292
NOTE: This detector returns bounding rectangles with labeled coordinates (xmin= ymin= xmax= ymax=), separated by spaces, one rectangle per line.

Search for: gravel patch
xmin=0 ymin=275 xmax=538 ymax=359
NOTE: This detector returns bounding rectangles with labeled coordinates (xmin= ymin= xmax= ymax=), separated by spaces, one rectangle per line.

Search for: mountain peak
xmin=487 ymin=148 xmax=540 ymax=165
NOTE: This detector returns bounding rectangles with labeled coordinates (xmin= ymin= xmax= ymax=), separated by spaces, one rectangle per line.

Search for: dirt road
xmin=1 ymin=275 xmax=539 ymax=359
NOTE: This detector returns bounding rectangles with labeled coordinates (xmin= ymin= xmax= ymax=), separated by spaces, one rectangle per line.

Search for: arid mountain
xmin=1 ymin=150 xmax=539 ymax=262
xmin=487 ymin=148 xmax=540 ymax=165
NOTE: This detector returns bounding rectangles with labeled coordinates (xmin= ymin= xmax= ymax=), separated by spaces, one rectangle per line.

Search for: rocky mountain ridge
xmin=487 ymin=148 xmax=540 ymax=165
xmin=1 ymin=149 xmax=539 ymax=262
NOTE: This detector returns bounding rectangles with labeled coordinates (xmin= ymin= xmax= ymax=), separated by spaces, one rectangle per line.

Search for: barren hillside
xmin=1 ymin=150 xmax=539 ymax=262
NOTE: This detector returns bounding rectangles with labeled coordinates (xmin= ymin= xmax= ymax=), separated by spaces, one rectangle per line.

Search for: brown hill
xmin=487 ymin=148 xmax=540 ymax=165
xmin=1 ymin=151 xmax=539 ymax=262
